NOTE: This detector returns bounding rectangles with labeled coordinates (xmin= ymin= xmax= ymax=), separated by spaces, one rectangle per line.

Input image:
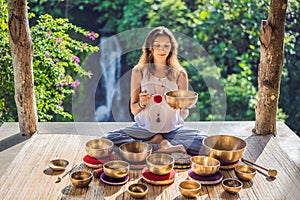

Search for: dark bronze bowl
xmin=128 ymin=183 xmax=148 ymax=198
xmin=222 ymin=178 xmax=243 ymax=194
xmin=70 ymin=171 xmax=92 ymax=188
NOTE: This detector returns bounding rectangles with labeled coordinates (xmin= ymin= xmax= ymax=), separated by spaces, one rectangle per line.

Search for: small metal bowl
xmin=49 ymin=159 xmax=69 ymax=171
xmin=70 ymin=171 xmax=93 ymax=188
xmin=119 ymin=141 xmax=152 ymax=163
xmin=235 ymin=165 xmax=256 ymax=181
xmin=222 ymin=178 xmax=243 ymax=194
xmin=202 ymin=135 xmax=247 ymax=164
xmin=85 ymin=138 xmax=113 ymax=159
xmin=146 ymin=153 xmax=174 ymax=175
xmin=128 ymin=183 xmax=148 ymax=198
xmin=179 ymin=180 xmax=201 ymax=198
xmin=165 ymin=90 xmax=198 ymax=109
xmin=191 ymin=156 xmax=220 ymax=176
xmin=103 ymin=160 xmax=129 ymax=178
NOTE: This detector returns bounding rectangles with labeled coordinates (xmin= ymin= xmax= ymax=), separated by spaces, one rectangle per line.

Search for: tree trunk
xmin=253 ymin=0 xmax=288 ymax=135
xmin=8 ymin=0 xmax=37 ymax=136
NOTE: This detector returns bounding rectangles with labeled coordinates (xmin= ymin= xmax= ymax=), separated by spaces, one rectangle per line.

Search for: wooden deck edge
xmin=1 ymin=121 xmax=299 ymax=167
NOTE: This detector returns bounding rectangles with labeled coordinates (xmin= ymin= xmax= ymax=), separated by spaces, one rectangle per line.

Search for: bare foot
xmin=156 ymin=140 xmax=186 ymax=153
xmin=147 ymin=134 xmax=164 ymax=144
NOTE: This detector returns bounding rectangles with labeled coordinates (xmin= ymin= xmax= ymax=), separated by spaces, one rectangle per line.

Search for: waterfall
xmin=95 ymin=36 xmax=122 ymax=121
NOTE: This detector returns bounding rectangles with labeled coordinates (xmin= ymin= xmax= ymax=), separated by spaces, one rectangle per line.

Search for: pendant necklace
xmin=154 ymin=77 xmax=166 ymax=123
xmin=156 ymin=113 xmax=161 ymax=123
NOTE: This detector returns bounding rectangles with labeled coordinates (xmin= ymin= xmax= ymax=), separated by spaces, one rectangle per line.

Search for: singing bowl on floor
xmin=164 ymin=90 xmax=198 ymax=109
xmin=103 ymin=160 xmax=130 ymax=178
xmin=235 ymin=165 xmax=256 ymax=181
xmin=85 ymin=138 xmax=113 ymax=159
xmin=191 ymin=156 xmax=220 ymax=176
xmin=179 ymin=180 xmax=201 ymax=198
xmin=48 ymin=159 xmax=69 ymax=171
xmin=70 ymin=171 xmax=93 ymax=188
xmin=222 ymin=178 xmax=243 ymax=194
xmin=119 ymin=141 xmax=152 ymax=163
xmin=202 ymin=135 xmax=247 ymax=164
xmin=146 ymin=153 xmax=174 ymax=175
xmin=128 ymin=183 xmax=148 ymax=198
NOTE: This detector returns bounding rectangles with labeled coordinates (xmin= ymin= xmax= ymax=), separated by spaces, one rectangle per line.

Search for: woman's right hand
xmin=138 ymin=90 xmax=151 ymax=108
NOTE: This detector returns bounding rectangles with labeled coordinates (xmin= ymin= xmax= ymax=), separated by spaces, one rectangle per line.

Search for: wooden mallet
xmin=241 ymin=158 xmax=277 ymax=177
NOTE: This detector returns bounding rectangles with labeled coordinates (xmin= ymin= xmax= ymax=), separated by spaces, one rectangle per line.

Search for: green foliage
xmin=181 ymin=60 xmax=212 ymax=121
xmin=0 ymin=0 xmax=15 ymax=123
xmin=188 ymin=0 xmax=278 ymax=121
xmin=4 ymin=0 xmax=300 ymax=134
xmin=29 ymin=0 xmax=125 ymax=32
xmin=190 ymin=0 xmax=268 ymax=76
xmin=31 ymin=14 xmax=98 ymax=121
xmin=279 ymin=0 xmax=300 ymax=133
xmin=224 ymin=73 xmax=256 ymax=120
xmin=146 ymin=0 xmax=193 ymax=34
xmin=0 ymin=1 xmax=98 ymax=122
xmin=118 ymin=0 xmax=150 ymax=32
xmin=114 ymin=0 xmax=270 ymax=122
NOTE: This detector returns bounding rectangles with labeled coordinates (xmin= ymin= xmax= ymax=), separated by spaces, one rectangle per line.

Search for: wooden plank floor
xmin=0 ymin=122 xmax=300 ymax=199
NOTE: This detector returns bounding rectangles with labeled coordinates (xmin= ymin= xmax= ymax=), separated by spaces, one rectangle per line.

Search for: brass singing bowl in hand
xmin=164 ymin=90 xmax=198 ymax=109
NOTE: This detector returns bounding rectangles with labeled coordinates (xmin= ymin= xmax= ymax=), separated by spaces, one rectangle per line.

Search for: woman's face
xmin=151 ymin=35 xmax=171 ymax=62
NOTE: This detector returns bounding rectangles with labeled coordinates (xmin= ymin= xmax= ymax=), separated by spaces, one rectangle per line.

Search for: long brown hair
xmin=135 ymin=26 xmax=184 ymax=80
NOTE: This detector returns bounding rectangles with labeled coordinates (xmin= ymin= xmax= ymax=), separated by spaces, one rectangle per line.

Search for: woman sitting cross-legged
xmin=102 ymin=26 xmax=207 ymax=155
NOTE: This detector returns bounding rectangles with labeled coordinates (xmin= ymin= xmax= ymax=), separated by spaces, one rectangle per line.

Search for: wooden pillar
xmin=253 ymin=0 xmax=288 ymax=135
xmin=8 ymin=0 xmax=37 ymax=136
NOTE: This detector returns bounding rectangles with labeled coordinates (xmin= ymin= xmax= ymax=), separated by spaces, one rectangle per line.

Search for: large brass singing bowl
xmin=191 ymin=156 xmax=220 ymax=176
xmin=70 ymin=171 xmax=92 ymax=188
xmin=119 ymin=141 xmax=152 ymax=163
xmin=164 ymin=90 xmax=198 ymax=109
xmin=179 ymin=180 xmax=201 ymax=198
xmin=103 ymin=160 xmax=129 ymax=178
xmin=146 ymin=153 xmax=174 ymax=175
xmin=202 ymin=135 xmax=247 ymax=164
xmin=85 ymin=138 xmax=113 ymax=159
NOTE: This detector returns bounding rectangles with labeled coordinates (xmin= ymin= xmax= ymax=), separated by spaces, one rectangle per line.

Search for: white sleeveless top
xmin=134 ymin=70 xmax=184 ymax=133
